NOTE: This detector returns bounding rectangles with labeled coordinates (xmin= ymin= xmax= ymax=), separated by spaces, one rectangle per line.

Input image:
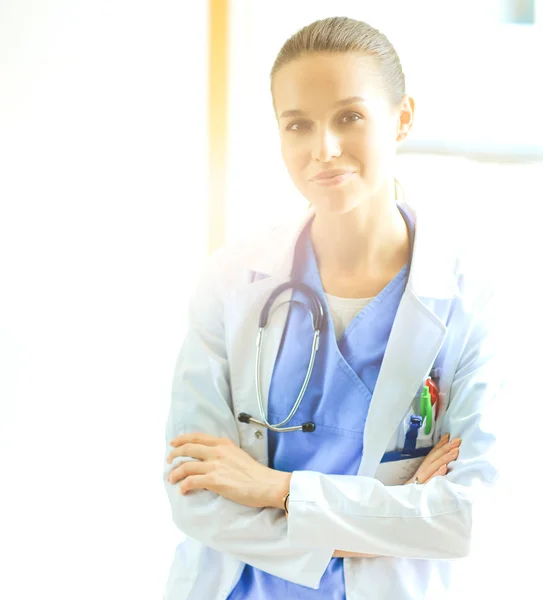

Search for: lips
xmin=311 ymin=170 xmax=355 ymax=187
xmin=312 ymin=169 xmax=354 ymax=181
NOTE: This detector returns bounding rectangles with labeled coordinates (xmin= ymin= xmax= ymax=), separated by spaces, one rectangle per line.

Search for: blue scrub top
xmin=227 ymin=207 xmax=413 ymax=599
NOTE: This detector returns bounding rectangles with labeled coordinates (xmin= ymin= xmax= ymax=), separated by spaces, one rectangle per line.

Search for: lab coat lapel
xmin=356 ymin=203 xmax=458 ymax=476
xmin=228 ymin=210 xmax=313 ymax=460
xmin=356 ymin=290 xmax=447 ymax=476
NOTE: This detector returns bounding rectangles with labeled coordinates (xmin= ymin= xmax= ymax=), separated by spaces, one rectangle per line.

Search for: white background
xmin=0 ymin=1 xmax=207 ymax=598
xmin=1 ymin=1 xmax=542 ymax=599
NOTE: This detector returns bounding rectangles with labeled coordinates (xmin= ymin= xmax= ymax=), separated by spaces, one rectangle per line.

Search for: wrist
xmin=268 ymin=470 xmax=292 ymax=509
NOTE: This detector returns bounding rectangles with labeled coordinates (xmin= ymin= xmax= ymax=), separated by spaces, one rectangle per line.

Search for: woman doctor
xmin=163 ymin=16 xmax=501 ymax=600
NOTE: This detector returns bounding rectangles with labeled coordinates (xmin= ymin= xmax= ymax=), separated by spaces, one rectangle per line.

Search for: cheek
xmin=281 ymin=141 xmax=309 ymax=179
xmin=348 ymin=129 xmax=395 ymax=175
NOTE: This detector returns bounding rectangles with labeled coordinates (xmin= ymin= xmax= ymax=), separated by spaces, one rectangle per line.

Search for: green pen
xmin=419 ymin=385 xmax=433 ymax=435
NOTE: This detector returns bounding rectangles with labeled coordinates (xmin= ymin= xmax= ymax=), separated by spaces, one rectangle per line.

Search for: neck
xmin=309 ymin=182 xmax=409 ymax=279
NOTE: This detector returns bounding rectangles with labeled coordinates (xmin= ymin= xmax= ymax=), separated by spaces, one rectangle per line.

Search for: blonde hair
xmin=271 ymin=16 xmax=405 ymax=107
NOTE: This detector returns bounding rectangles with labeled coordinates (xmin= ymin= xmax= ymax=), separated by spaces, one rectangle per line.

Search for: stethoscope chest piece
xmin=237 ymin=411 xmax=316 ymax=433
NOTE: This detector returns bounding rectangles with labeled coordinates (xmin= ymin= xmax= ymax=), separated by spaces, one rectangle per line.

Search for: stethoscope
xmin=238 ymin=198 xmax=414 ymax=434
xmin=238 ymin=280 xmax=325 ymax=433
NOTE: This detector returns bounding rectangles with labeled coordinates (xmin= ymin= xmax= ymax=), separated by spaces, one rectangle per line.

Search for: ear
xmin=396 ymin=94 xmax=415 ymax=143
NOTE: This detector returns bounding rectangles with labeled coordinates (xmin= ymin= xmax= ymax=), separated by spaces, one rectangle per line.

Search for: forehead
xmin=272 ymin=52 xmax=387 ymax=115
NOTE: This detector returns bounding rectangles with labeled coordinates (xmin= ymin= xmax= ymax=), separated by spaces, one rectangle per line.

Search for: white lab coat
xmin=163 ymin=202 xmax=502 ymax=600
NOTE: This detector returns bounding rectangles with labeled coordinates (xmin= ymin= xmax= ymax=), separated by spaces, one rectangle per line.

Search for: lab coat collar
xmin=247 ymin=203 xmax=460 ymax=300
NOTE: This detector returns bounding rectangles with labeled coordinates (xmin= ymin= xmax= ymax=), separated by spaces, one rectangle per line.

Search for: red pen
xmin=425 ymin=377 xmax=439 ymax=418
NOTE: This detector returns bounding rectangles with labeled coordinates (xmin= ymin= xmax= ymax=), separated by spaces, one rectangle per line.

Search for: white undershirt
xmin=324 ymin=293 xmax=375 ymax=341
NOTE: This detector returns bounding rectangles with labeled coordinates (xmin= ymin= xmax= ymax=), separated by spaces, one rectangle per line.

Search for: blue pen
xmin=402 ymin=415 xmax=422 ymax=454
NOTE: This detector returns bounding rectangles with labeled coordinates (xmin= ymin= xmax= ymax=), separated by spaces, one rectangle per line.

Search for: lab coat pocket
xmin=374 ymin=452 xmax=429 ymax=486
xmin=374 ymin=408 xmax=435 ymax=485
xmin=395 ymin=409 xmax=434 ymax=449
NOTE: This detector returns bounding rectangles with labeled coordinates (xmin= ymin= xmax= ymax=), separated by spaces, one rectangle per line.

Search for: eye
xmin=339 ymin=112 xmax=363 ymax=124
xmin=286 ymin=120 xmax=311 ymax=132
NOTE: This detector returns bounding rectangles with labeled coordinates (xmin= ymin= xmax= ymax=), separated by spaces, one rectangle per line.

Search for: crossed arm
xmin=167 ymin=432 xmax=460 ymax=559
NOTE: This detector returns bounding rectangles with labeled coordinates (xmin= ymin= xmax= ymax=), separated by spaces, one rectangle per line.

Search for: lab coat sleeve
xmin=163 ymin=250 xmax=334 ymax=590
xmin=286 ymin=284 xmax=504 ymax=560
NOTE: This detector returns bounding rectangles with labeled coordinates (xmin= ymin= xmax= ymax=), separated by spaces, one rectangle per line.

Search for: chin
xmin=310 ymin=192 xmax=363 ymax=216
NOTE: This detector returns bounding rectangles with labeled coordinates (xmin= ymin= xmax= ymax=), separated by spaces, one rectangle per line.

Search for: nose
xmin=311 ymin=126 xmax=341 ymax=162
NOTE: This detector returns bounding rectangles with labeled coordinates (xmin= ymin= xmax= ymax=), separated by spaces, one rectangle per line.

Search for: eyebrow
xmin=279 ymin=96 xmax=367 ymax=119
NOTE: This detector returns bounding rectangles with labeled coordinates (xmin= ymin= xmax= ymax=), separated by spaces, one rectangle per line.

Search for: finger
xmin=169 ymin=432 xmax=225 ymax=447
xmin=446 ymin=447 xmax=460 ymax=462
xmin=433 ymin=434 xmax=451 ymax=450
xmin=429 ymin=465 xmax=448 ymax=481
xmin=430 ymin=436 xmax=460 ymax=457
xmin=417 ymin=462 xmax=448 ymax=484
xmin=424 ymin=448 xmax=460 ymax=478
xmin=426 ymin=446 xmax=460 ymax=475
xmin=426 ymin=438 xmax=461 ymax=466
xmin=423 ymin=435 xmax=452 ymax=461
xmin=441 ymin=447 xmax=460 ymax=464
xmin=167 ymin=443 xmax=215 ymax=464
xmin=168 ymin=459 xmax=212 ymax=484
xmin=414 ymin=445 xmax=460 ymax=483
xmin=179 ymin=473 xmax=216 ymax=495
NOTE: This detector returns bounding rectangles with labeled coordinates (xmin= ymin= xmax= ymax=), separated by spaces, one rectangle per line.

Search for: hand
xmin=405 ymin=433 xmax=461 ymax=485
xmin=334 ymin=434 xmax=462 ymax=559
xmin=167 ymin=432 xmax=291 ymax=509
